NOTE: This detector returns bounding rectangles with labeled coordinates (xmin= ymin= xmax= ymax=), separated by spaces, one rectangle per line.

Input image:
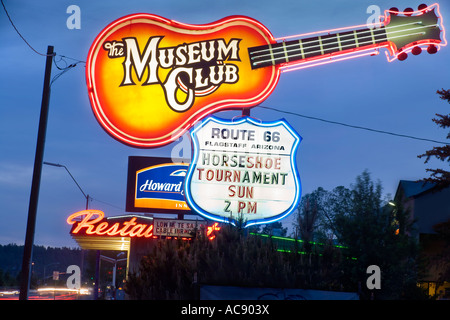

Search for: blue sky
xmin=1 ymin=0 xmax=449 ymax=247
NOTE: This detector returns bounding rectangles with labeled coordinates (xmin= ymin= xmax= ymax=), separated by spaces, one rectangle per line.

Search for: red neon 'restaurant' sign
xmin=67 ymin=210 xmax=154 ymax=238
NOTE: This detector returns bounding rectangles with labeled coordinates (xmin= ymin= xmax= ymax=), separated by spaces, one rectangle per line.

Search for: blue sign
xmin=135 ymin=163 xmax=189 ymax=210
xmin=126 ymin=156 xmax=190 ymax=213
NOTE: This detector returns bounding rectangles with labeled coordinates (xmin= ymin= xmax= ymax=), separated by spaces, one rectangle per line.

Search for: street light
xmin=387 ymin=200 xmax=400 ymax=235
xmin=43 ymin=162 xmax=90 ymax=209
xmin=43 ymin=162 xmax=90 ymax=296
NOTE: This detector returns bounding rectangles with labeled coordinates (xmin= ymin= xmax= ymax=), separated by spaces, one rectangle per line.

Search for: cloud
xmin=0 ymin=162 xmax=33 ymax=188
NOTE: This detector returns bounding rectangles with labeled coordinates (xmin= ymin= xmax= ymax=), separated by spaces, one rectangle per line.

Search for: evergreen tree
xmin=418 ymin=88 xmax=450 ymax=190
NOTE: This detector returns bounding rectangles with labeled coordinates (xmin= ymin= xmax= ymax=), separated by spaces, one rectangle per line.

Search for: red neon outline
xmin=277 ymin=3 xmax=446 ymax=71
xmin=385 ymin=3 xmax=447 ymax=62
xmin=86 ymin=14 xmax=279 ymax=148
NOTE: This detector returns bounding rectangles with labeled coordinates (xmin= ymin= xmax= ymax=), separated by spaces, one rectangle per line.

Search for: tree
xmin=332 ymin=170 xmax=422 ymax=299
xmin=295 ymin=191 xmax=320 ymax=252
xmin=429 ymin=219 xmax=450 ymax=298
xmin=125 ymin=223 xmax=346 ymax=299
xmin=295 ymin=186 xmax=352 ymax=243
xmin=418 ymin=89 xmax=450 ymax=190
xmin=261 ymin=221 xmax=287 ymax=236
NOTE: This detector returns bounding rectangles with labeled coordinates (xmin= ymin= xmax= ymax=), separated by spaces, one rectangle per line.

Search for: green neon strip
xmin=249 ymin=232 xmax=348 ymax=249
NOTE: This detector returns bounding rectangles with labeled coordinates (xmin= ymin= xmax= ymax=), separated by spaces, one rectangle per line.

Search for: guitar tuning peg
xmin=418 ymin=4 xmax=428 ymax=12
xmin=404 ymin=8 xmax=414 ymax=17
xmin=427 ymin=45 xmax=438 ymax=54
xmin=412 ymin=46 xmax=422 ymax=55
xmin=389 ymin=7 xmax=399 ymax=16
xmin=398 ymin=52 xmax=408 ymax=61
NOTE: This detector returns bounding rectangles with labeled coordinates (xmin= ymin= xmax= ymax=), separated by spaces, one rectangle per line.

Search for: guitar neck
xmin=249 ymin=26 xmax=388 ymax=69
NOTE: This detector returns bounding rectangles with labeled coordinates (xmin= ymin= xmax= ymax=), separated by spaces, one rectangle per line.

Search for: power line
xmin=90 ymin=197 xmax=125 ymax=212
xmin=1 ymin=0 xmax=53 ymax=57
xmin=1 ymin=0 xmax=86 ymax=65
xmin=257 ymin=105 xmax=448 ymax=145
xmin=51 ymin=56 xmax=83 ymax=86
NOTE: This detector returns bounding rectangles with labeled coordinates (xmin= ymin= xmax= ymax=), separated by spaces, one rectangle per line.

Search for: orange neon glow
xmin=67 ymin=210 xmax=154 ymax=238
xmin=207 ymin=222 xmax=221 ymax=240
xmin=86 ymin=6 xmax=445 ymax=148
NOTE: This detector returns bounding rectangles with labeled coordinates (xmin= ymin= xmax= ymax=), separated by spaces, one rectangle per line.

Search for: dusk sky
xmin=1 ymin=0 xmax=449 ymax=248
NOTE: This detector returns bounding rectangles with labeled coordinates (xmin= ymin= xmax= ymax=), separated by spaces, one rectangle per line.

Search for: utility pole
xmin=19 ymin=45 xmax=54 ymax=300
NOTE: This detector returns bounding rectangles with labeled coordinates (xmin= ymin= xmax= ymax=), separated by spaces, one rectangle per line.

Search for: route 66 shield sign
xmin=184 ymin=116 xmax=302 ymax=227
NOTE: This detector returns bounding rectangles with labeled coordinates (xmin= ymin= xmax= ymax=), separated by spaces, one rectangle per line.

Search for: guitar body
xmin=86 ymin=14 xmax=280 ymax=147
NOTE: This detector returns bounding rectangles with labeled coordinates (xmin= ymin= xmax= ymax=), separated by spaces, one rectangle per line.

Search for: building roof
xmin=395 ymin=180 xmax=450 ymax=235
xmin=398 ymin=180 xmax=436 ymax=199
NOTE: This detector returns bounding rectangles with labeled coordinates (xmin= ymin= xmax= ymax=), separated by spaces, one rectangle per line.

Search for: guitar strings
xmin=250 ymin=23 xmax=438 ymax=66
xmin=251 ymin=24 xmax=436 ymax=65
xmin=250 ymin=21 xmax=422 ymax=55
xmin=252 ymin=30 xmax=425 ymax=66
xmin=275 ymin=31 xmax=424 ymax=64
xmin=251 ymin=22 xmax=431 ymax=58
xmin=251 ymin=23 xmax=435 ymax=65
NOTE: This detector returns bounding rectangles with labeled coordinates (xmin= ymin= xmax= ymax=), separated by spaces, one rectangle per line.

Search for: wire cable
xmin=257 ymin=105 xmax=448 ymax=145
xmin=1 ymin=0 xmax=54 ymax=57
xmin=90 ymin=197 xmax=125 ymax=212
xmin=2 ymin=0 xmax=86 ymax=86
xmin=1 ymin=0 xmax=86 ymax=65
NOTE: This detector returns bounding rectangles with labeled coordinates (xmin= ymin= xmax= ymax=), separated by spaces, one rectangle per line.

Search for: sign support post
xmin=19 ymin=45 xmax=54 ymax=300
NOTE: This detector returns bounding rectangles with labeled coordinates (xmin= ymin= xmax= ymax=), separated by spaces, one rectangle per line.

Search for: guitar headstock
xmin=383 ymin=3 xmax=446 ymax=61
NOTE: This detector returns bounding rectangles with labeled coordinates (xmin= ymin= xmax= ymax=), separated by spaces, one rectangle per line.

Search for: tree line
xmin=0 ymin=244 xmax=82 ymax=288
xmin=126 ymin=170 xmax=434 ymax=300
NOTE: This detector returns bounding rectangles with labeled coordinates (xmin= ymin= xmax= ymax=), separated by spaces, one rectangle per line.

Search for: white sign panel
xmin=154 ymin=219 xmax=208 ymax=237
xmin=184 ymin=116 xmax=301 ymax=227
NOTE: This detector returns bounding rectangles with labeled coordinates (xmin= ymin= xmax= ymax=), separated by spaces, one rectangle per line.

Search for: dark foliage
xmin=418 ymin=89 xmax=450 ymax=190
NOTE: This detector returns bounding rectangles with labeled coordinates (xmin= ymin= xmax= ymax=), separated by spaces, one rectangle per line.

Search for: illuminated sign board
xmin=67 ymin=210 xmax=154 ymax=238
xmin=154 ymin=219 xmax=208 ymax=237
xmin=67 ymin=210 xmax=220 ymax=240
xmin=184 ymin=116 xmax=301 ymax=227
xmin=86 ymin=7 xmax=445 ymax=148
xmin=126 ymin=156 xmax=190 ymax=213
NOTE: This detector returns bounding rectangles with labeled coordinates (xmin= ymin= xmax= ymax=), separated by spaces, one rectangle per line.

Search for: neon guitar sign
xmin=86 ymin=4 xmax=446 ymax=148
